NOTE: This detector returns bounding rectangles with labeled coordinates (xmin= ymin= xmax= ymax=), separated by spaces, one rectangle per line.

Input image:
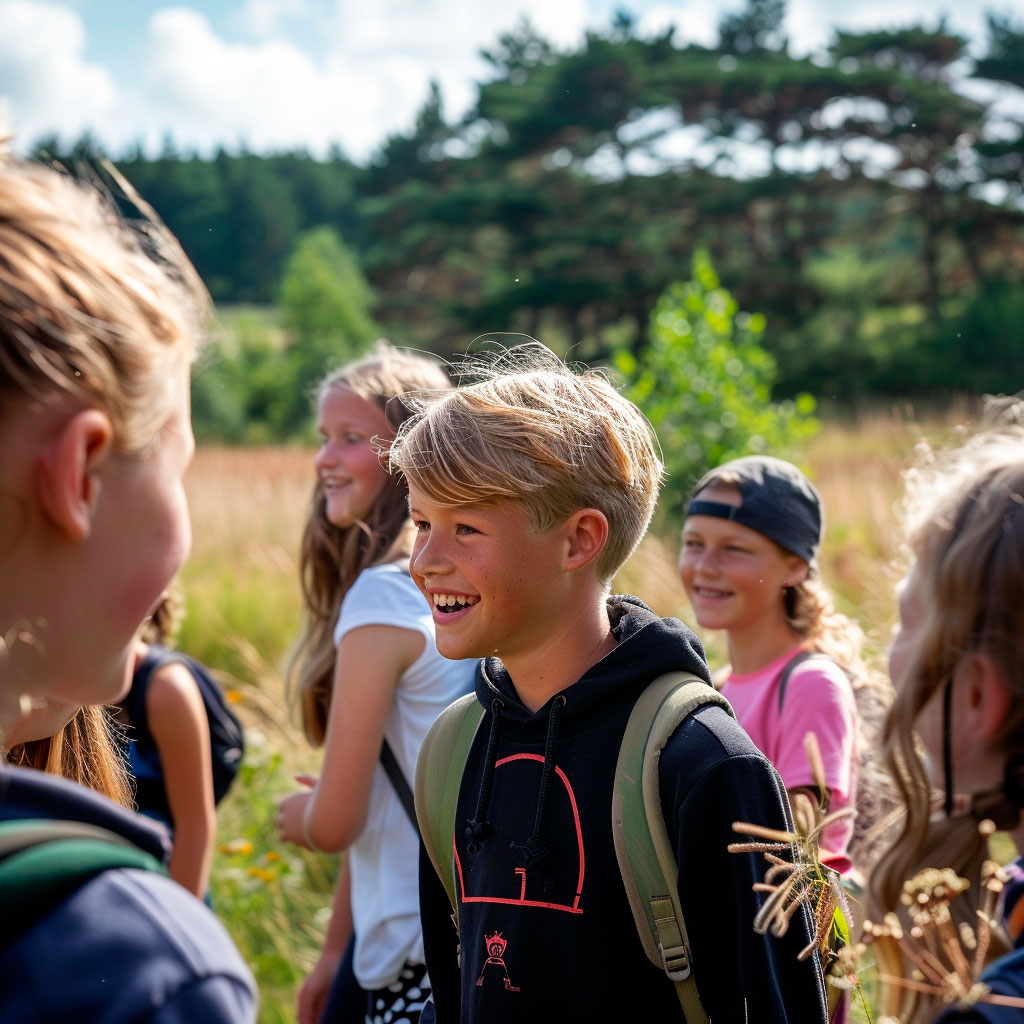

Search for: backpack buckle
xmin=659 ymin=941 xmax=691 ymax=982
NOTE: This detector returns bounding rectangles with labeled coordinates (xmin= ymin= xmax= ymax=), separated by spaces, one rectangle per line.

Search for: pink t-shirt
xmin=721 ymin=647 xmax=857 ymax=873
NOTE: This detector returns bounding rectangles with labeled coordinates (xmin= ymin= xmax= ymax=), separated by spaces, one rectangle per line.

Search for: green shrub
xmin=616 ymin=249 xmax=819 ymax=524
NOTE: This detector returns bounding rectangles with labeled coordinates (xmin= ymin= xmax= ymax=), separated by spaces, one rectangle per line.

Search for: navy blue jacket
xmin=0 ymin=765 xmax=256 ymax=1023
xmin=419 ymin=596 xmax=828 ymax=1023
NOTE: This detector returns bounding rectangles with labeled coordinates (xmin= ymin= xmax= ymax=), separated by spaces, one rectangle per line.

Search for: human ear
xmin=957 ymin=651 xmax=1012 ymax=743
xmin=34 ymin=409 xmax=114 ymax=541
xmin=781 ymin=555 xmax=809 ymax=589
xmin=564 ymin=508 xmax=609 ymax=572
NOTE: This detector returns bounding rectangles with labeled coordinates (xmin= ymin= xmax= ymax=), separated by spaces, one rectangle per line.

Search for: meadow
xmin=187 ymin=404 xmax=980 ymax=1023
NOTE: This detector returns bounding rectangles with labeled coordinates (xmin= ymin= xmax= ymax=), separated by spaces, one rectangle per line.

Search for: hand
xmin=275 ymin=774 xmax=317 ymax=847
xmin=297 ymin=950 xmax=342 ymax=1024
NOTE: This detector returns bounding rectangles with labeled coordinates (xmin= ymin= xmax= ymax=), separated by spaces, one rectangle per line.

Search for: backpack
xmin=123 ymin=646 xmax=245 ymax=815
xmin=414 ymin=671 xmax=733 ymax=1023
xmin=0 ymin=818 xmax=166 ymax=946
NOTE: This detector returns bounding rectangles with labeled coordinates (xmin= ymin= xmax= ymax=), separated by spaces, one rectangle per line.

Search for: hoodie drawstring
xmin=512 ymin=695 xmax=566 ymax=877
xmin=465 ymin=697 xmax=504 ymax=853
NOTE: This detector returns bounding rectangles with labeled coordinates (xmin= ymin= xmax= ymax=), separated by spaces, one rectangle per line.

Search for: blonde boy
xmin=389 ymin=346 xmax=827 ymax=1023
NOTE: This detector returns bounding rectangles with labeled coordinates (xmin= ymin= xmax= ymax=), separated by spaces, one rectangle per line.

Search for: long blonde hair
xmin=287 ymin=342 xmax=452 ymax=745
xmin=869 ymin=427 xmax=1024 ymax=1022
xmin=7 ymin=705 xmax=132 ymax=807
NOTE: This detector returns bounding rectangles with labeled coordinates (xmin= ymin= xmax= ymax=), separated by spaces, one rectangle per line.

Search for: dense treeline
xmin=34 ymin=0 xmax=1024 ymax=400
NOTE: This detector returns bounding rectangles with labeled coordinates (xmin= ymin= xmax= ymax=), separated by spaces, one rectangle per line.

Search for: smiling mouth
xmin=432 ymin=593 xmax=480 ymax=614
xmin=694 ymin=587 xmax=732 ymax=599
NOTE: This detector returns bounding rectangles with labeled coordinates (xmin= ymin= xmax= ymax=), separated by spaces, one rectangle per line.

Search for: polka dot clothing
xmin=365 ymin=963 xmax=429 ymax=1024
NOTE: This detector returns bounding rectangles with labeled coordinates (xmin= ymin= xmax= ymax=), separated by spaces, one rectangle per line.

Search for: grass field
xmin=187 ymin=404 xmax=983 ymax=1023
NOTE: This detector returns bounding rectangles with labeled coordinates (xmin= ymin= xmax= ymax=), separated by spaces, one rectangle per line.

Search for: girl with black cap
xmin=679 ymin=455 xmax=884 ymax=877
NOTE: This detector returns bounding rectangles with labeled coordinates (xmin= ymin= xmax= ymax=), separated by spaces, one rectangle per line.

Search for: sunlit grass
xmin=184 ymin=444 xmax=332 ymax=1024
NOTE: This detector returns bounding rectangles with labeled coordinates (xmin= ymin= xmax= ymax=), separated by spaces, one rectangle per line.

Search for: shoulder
xmin=343 ymin=563 xmax=422 ymax=611
xmin=1 ymin=869 xmax=255 ymax=1022
xmin=660 ymin=702 xmax=773 ymax=782
xmin=145 ymin=660 xmax=206 ymax=717
xmin=784 ymin=655 xmax=854 ymax=705
xmin=0 ymin=765 xmax=171 ymax=862
xmin=657 ymin=703 xmax=790 ymax=830
xmin=336 ymin=564 xmax=429 ymax=641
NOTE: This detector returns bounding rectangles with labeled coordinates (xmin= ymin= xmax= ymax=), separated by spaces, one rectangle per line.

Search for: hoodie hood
xmin=476 ymin=594 xmax=712 ymax=733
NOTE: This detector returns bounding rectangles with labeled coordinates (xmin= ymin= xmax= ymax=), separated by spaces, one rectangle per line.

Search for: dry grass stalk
xmin=862 ymin=856 xmax=1024 ymax=1012
xmin=730 ymin=732 xmax=856 ymax=962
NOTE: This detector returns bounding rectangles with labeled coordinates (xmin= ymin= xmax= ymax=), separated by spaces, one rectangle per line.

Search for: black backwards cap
xmin=686 ymin=455 xmax=823 ymax=564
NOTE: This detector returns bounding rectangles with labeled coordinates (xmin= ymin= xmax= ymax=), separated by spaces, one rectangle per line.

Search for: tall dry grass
xmin=183 ymin=403 xmax=982 ymax=1022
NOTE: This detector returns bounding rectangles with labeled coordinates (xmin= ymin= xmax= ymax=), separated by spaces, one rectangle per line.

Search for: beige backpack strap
xmin=414 ymin=693 xmax=485 ymax=937
xmin=612 ymin=671 xmax=735 ymax=1022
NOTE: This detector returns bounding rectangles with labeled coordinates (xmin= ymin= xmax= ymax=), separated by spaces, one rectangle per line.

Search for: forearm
xmin=321 ymin=858 xmax=355 ymax=958
xmin=168 ymin=809 xmax=216 ymax=898
xmin=305 ymin=791 xmax=366 ymax=853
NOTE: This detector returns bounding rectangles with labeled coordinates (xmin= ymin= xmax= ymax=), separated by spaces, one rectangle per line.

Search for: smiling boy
xmin=389 ymin=346 xmax=827 ymax=1023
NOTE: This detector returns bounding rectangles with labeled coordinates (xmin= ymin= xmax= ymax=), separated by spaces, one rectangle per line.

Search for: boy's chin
xmin=435 ymin=634 xmax=485 ymax=663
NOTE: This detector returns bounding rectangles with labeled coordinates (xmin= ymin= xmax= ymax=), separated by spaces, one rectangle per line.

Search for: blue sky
xmin=0 ymin=0 xmax=999 ymax=161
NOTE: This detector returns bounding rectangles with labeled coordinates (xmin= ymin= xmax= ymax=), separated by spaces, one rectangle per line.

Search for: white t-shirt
xmin=333 ymin=562 xmax=477 ymax=990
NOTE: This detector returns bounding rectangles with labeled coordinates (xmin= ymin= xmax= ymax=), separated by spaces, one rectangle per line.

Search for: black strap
xmin=380 ymin=739 xmax=418 ymax=833
xmin=776 ymin=650 xmax=835 ymax=714
xmin=942 ymin=678 xmax=955 ymax=817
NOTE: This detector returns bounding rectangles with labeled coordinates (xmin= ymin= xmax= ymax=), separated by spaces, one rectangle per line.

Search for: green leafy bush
xmin=274 ymin=227 xmax=380 ymax=436
xmin=617 ymin=249 xmax=819 ymax=524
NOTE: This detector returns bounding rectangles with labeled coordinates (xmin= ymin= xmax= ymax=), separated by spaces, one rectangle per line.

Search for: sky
xmin=0 ymin=0 xmax=1001 ymax=163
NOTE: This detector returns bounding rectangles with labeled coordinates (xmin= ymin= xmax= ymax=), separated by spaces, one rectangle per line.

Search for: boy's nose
xmin=411 ymin=533 xmax=448 ymax=580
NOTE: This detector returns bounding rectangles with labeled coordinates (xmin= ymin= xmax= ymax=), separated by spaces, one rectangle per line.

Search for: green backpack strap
xmin=0 ymin=819 xmax=167 ymax=940
xmin=414 ymin=693 xmax=485 ymax=938
xmin=612 ymin=672 xmax=735 ymax=1023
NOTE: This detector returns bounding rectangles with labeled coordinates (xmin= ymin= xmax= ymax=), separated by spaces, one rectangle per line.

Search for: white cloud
xmin=0 ymin=0 xmax=999 ymax=160
xmin=0 ymin=0 xmax=117 ymax=145
xmin=127 ymin=0 xmax=592 ymax=159
xmin=234 ymin=0 xmax=313 ymax=39
xmin=635 ymin=3 xmax=719 ymax=49
xmin=638 ymin=0 xmax=988 ymax=58
xmin=139 ymin=7 xmax=357 ymax=153
xmin=319 ymin=0 xmax=589 ymax=149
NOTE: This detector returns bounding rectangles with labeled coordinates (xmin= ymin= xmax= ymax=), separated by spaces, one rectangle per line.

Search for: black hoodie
xmin=420 ymin=596 xmax=828 ymax=1023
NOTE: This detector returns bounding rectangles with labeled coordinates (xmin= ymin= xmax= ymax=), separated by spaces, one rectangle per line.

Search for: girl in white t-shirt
xmin=275 ymin=343 xmax=476 ymax=1024
xmin=679 ymin=456 xmax=890 ymax=877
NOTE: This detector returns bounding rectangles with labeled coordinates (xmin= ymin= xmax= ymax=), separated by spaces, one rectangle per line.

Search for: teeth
xmin=432 ymin=593 xmax=477 ymax=609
